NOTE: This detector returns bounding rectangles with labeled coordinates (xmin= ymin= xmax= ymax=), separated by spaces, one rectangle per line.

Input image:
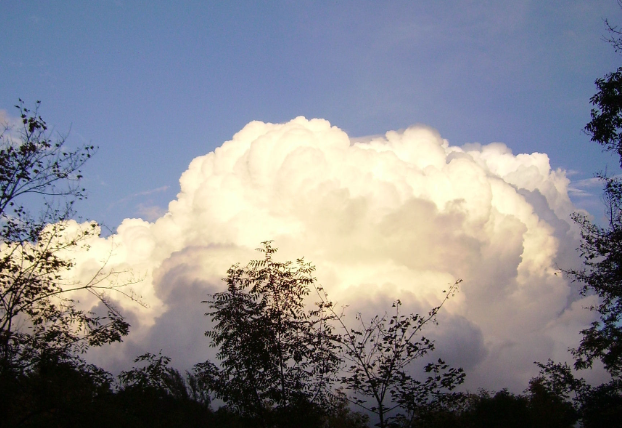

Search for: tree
xmin=392 ymin=359 xmax=466 ymax=428
xmin=115 ymin=352 xmax=213 ymax=428
xmin=331 ymin=282 xmax=464 ymax=428
xmin=578 ymin=379 xmax=622 ymax=428
xmin=584 ymin=68 xmax=622 ymax=167
xmin=550 ymin=10 xmax=622 ymax=424
xmin=323 ymin=392 xmax=370 ymax=428
xmin=119 ymin=352 xmax=206 ymax=402
xmin=0 ymin=100 xmax=134 ymax=372
xmin=526 ymin=362 xmax=580 ymax=428
xmin=565 ymin=23 xmax=622 ymax=376
xmin=467 ymin=389 xmax=531 ymax=428
xmin=604 ymin=1 xmax=622 ymax=55
xmin=565 ymin=202 xmax=622 ymax=377
xmin=196 ymin=242 xmax=341 ymax=427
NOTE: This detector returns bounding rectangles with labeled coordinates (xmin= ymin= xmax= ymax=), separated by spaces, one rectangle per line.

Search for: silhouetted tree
xmin=564 ymin=5 xmax=622 ymax=381
xmin=330 ymin=282 xmax=464 ymax=428
xmin=467 ymin=389 xmax=531 ymax=428
xmin=542 ymin=10 xmax=622 ymax=424
xmin=578 ymin=379 xmax=622 ymax=428
xmin=0 ymin=354 xmax=116 ymax=427
xmin=526 ymin=377 xmax=578 ymax=428
xmin=196 ymin=242 xmax=341 ymax=427
xmin=584 ymin=68 xmax=622 ymax=167
xmin=324 ymin=391 xmax=370 ymax=428
xmin=0 ymin=101 xmax=136 ymax=373
xmin=392 ymin=361 xmax=466 ymax=428
xmin=119 ymin=352 xmax=209 ymax=404
xmin=112 ymin=352 xmax=213 ymax=428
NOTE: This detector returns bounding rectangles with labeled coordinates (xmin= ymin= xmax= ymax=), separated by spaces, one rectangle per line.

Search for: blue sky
xmin=2 ymin=0 xmax=621 ymax=228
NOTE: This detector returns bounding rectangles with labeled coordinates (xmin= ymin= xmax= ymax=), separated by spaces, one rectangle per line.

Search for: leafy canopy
xmin=197 ymin=242 xmax=340 ymax=425
xmin=0 ymin=101 xmax=133 ymax=372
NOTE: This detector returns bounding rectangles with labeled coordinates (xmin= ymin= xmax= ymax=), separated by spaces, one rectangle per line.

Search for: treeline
xmin=0 ymin=353 xmax=590 ymax=428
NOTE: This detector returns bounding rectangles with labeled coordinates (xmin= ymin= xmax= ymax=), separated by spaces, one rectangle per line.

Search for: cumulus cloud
xmin=69 ymin=117 xmax=598 ymax=391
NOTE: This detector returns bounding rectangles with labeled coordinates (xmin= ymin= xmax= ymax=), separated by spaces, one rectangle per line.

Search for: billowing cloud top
xmin=72 ymin=117 xmax=597 ymax=391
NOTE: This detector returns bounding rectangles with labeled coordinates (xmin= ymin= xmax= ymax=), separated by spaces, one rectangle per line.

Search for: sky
xmin=2 ymin=1 xmax=622 ymax=393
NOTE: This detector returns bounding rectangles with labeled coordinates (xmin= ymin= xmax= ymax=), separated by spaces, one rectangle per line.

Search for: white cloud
xmin=569 ymin=176 xmax=604 ymax=197
xmin=69 ymin=117 xmax=598 ymax=390
xmin=108 ymin=185 xmax=170 ymax=208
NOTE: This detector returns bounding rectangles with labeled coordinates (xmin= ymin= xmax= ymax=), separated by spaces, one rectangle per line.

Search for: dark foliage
xmin=197 ymin=242 xmax=341 ymax=427
xmin=566 ymin=178 xmax=622 ymax=377
xmin=0 ymin=355 xmax=114 ymax=427
xmin=526 ymin=378 xmax=578 ymax=428
xmin=119 ymin=352 xmax=211 ymax=406
xmin=0 ymin=101 xmax=134 ymax=374
xmin=113 ymin=353 xmax=213 ymax=428
xmin=332 ymin=283 xmax=464 ymax=428
xmin=568 ymin=5 xmax=622 ymax=380
xmin=585 ymin=68 xmax=622 ymax=166
xmin=536 ymin=9 xmax=622 ymax=426
xmin=578 ymin=380 xmax=622 ymax=428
